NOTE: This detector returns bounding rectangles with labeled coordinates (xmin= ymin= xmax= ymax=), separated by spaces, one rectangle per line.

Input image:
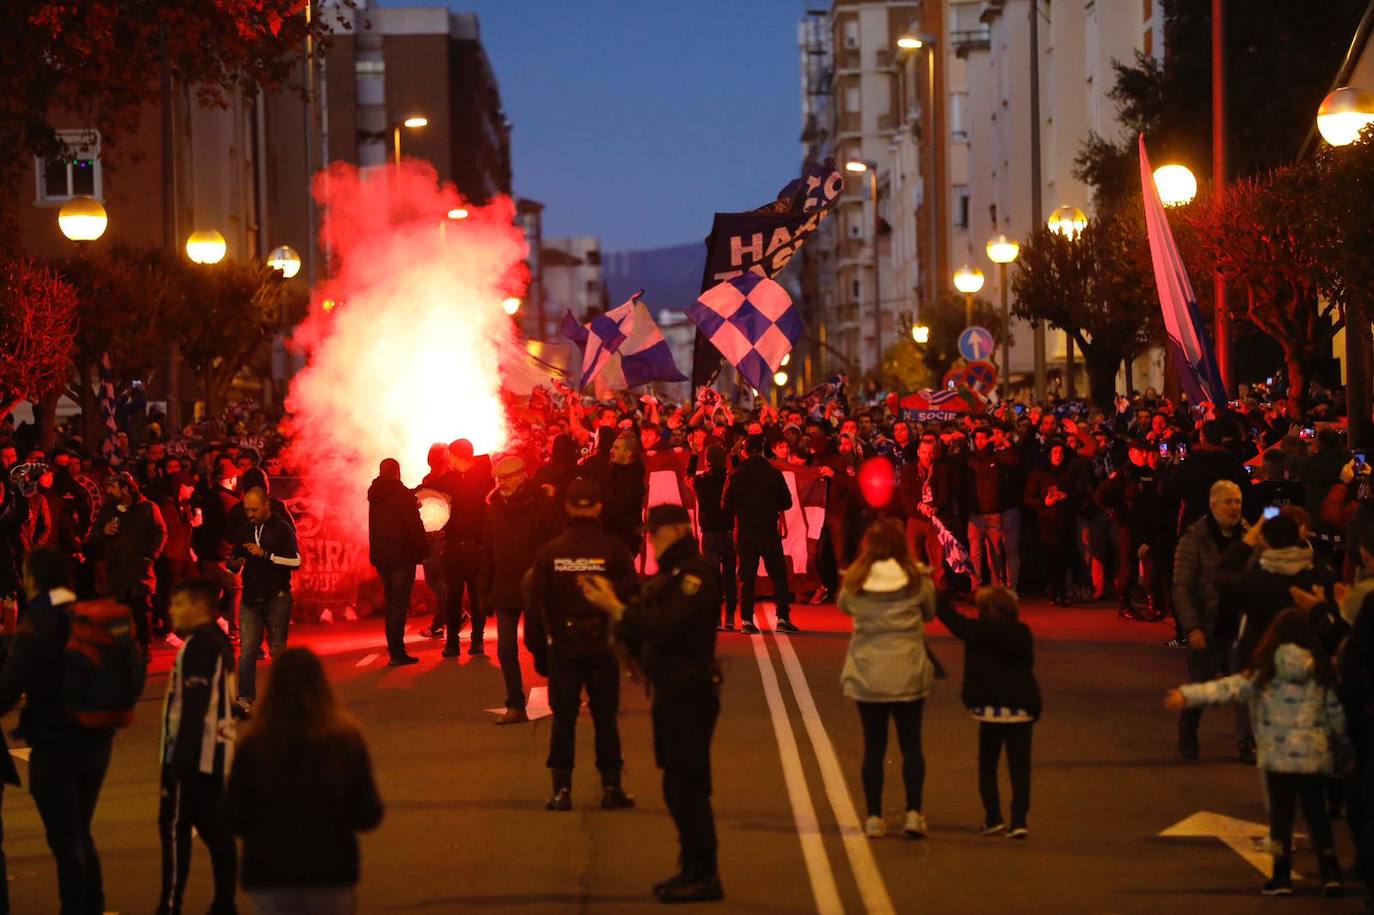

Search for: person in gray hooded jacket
xmin=839 ymin=518 xmax=936 ymax=841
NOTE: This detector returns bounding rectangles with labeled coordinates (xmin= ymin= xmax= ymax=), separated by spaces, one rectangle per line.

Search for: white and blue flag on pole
xmin=561 ymin=292 xmax=685 ymax=390
xmin=687 ymin=272 xmax=804 ymax=392
xmin=1139 ymin=135 xmax=1226 ymax=405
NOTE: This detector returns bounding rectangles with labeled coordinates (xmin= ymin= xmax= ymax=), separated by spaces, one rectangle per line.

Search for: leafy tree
xmin=1011 ymin=214 xmax=1162 ymax=409
xmin=0 ymin=1 xmax=351 ymax=237
xmin=918 ymin=293 xmax=1007 ymax=383
xmin=0 ymin=259 xmax=77 ymax=434
xmin=1187 ymin=167 xmax=1336 ymax=418
xmin=172 ymin=261 xmax=286 ymax=417
xmin=878 ymin=337 xmax=932 ymax=394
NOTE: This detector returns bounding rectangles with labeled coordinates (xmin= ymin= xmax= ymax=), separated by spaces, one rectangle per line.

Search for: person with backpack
xmin=228 ymin=647 xmax=383 ymax=913
xmin=156 ymin=578 xmax=238 ymax=915
xmin=0 ymin=548 xmax=144 ymax=914
xmin=936 ymin=587 xmax=1042 ymax=839
xmin=1167 ymin=608 xmax=1350 ymax=897
xmin=838 ymin=518 xmax=937 ymax=840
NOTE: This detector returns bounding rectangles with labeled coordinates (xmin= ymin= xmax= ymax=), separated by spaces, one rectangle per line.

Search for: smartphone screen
xmin=1158 ymin=442 xmax=1169 ymax=457
xmin=1263 ymin=506 xmax=1281 ymax=520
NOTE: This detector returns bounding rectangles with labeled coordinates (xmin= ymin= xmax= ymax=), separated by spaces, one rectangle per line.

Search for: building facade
xmin=543 ymin=236 xmax=608 ymax=321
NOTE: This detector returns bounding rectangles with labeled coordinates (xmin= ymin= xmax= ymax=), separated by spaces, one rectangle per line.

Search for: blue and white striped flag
xmin=1139 ymin=135 xmax=1226 ymax=405
xmin=560 ymin=293 xmax=685 ymax=390
xmin=99 ymin=352 xmax=118 ymax=463
xmin=687 ymin=273 xmax=803 ymax=392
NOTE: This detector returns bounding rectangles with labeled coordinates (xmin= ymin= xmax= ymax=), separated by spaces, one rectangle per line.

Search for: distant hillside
xmin=602 ymin=242 xmax=704 ymax=317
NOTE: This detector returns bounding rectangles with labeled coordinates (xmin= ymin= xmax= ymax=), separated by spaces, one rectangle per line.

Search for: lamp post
xmin=1152 ymin=164 xmax=1198 ymax=207
xmin=952 ymin=264 xmax=984 ymax=327
xmin=393 ymin=116 xmax=427 ymax=166
xmin=895 ymin=29 xmax=940 ymax=317
xmin=185 ymin=229 xmax=227 ymax=265
xmin=1319 ymin=86 xmax=1374 ymax=447
xmin=845 ymin=159 xmax=882 ymax=377
xmin=58 ymin=196 xmax=109 ymax=243
xmin=266 ymin=245 xmax=301 ymax=279
xmin=986 ymin=233 xmax=1020 ymax=396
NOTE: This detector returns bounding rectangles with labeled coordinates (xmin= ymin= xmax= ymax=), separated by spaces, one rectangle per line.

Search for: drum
xmin=415 ymin=488 xmax=452 ymax=534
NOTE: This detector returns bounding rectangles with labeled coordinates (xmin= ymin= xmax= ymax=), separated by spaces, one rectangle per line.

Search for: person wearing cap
xmin=724 ymin=435 xmax=798 ymax=634
xmin=89 ymin=470 xmax=167 ymax=651
xmin=368 ymin=459 xmax=429 ymax=667
xmin=578 ymin=503 xmax=725 ymax=904
xmin=525 ymin=479 xmax=637 ymax=810
xmin=691 ymin=444 xmax=737 ymax=631
xmin=483 ymin=454 xmax=558 ymax=724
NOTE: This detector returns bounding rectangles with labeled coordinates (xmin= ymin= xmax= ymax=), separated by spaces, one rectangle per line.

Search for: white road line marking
xmin=749 ymin=618 xmax=844 ymax=914
xmin=9 ymin=748 xmax=28 ymax=762
xmin=356 ymin=653 xmax=380 ymax=668
xmin=764 ymin=609 xmax=897 ymax=915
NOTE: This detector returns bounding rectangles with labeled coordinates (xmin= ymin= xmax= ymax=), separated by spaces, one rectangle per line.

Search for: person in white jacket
xmin=839 ymin=518 xmax=937 ymax=839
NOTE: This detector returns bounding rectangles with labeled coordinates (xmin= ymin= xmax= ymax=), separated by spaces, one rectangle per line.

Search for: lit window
xmin=34 ymin=130 xmax=102 ymax=203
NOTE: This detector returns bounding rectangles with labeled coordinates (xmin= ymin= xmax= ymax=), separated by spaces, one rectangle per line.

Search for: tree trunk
xmin=1124 ymin=356 xmax=1135 ymax=397
xmin=74 ymin=360 xmax=102 ymax=452
xmin=1083 ymin=351 xmax=1120 ymax=411
xmin=35 ymin=390 xmax=60 ymax=452
xmin=1283 ymin=348 xmax=1306 ymax=421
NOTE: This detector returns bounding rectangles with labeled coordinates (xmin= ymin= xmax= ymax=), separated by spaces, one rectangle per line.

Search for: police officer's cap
xmin=642 ymin=503 xmax=691 ymax=531
xmin=564 ymin=479 xmax=601 ymax=509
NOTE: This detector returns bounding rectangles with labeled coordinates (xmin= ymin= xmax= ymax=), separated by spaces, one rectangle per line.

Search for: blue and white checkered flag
xmin=561 ymin=293 xmax=684 ymax=390
xmin=687 ymin=273 xmax=803 ymax=391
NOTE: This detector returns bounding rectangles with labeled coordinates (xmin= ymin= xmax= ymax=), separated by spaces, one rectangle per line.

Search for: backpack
xmin=61 ymin=598 xmax=146 ymax=730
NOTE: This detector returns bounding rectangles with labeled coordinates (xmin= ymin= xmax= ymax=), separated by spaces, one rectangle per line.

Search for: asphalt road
xmin=2 ymin=600 xmax=1366 ymax=914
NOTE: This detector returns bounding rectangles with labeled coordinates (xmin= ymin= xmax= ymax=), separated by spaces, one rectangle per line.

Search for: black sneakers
xmin=775 ymin=619 xmax=800 ymax=634
xmin=1261 ymin=855 xmax=1293 ymax=896
xmin=740 ymin=622 xmax=760 ymax=635
xmin=1178 ymin=728 xmax=1200 ymax=760
xmin=658 ymin=876 xmax=725 ymax=904
xmin=545 ymin=787 xmax=571 ymax=812
xmin=601 ymin=786 xmax=636 ymax=810
xmin=1237 ymin=737 xmax=1258 ymax=765
xmin=388 ymin=655 xmax=419 ymax=667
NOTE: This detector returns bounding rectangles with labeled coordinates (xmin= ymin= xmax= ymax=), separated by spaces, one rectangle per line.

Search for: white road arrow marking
xmin=486 ymin=686 xmax=553 ymax=721
xmin=1160 ymin=811 xmax=1302 ymax=878
xmin=9 ymin=748 xmax=28 ymax=762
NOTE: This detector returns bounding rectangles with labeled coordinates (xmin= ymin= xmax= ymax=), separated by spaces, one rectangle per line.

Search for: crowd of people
xmin=3 ymin=374 xmax=1374 ymax=908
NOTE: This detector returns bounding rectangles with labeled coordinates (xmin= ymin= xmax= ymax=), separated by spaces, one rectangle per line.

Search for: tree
xmin=918 ymin=293 xmax=1008 ymax=383
xmin=0 ymin=1 xmax=352 ymax=238
xmin=1012 ymin=214 xmax=1162 ymax=408
xmin=0 ymin=259 xmax=77 ymax=438
xmin=1188 ymin=167 xmax=1336 ymax=418
xmin=172 ymin=261 xmax=286 ymax=417
xmin=879 ymin=337 xmax=933 ymax=394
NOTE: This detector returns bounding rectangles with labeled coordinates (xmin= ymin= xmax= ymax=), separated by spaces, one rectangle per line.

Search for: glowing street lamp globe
xmin=447 ymin=208 xmax=469 ymax=220
xmin=953 ymin=264 xmax=985 ymax=295
xmin=58 ymin=195 xmax=108 ymax=242
xmin=844 ymin=160 xmax=870 ymax=173
xmin=402 ymin=116 xmax=429 ymax=129
xmin=1152 ymin=164 xmax=1198 ymax=207
xmin=896 ymin=35 xmax=923 ymax=50
xmin=1047 ymin=205 xmax=1087 ymax=239
xmin=1318 ymin=87 xmax=1374 ymax=147
xmin=985 ymin=233 xmax=1020 ymax=264
xmin=501 ymin=297 xmax=522 ymax=316
xmin=266 ymin=245 xmax=301 ymax=278
xmin=911 ymin=324 xmax=930 ymax=344
xmin=186 ymin=229 xmax=227 ymax=265
xmin=773 ymin=371 xmax=789 ymax=386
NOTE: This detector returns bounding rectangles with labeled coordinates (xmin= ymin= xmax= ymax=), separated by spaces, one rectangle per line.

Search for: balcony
xmin=952 ymin=27 xmax=992 ymax=57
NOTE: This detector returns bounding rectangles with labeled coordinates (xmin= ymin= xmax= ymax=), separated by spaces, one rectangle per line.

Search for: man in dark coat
xmin=434 ymin=439 xmax=493 ymax=657
xmin=88 ymin=471 xmax=167 ymax=651
xmin=483 ymin=456 xmax=558 ymax=724
xmin=898 ymin=438 xmax=959 ymax=590
xmin=724 ymin=435 xmax=797 ymax=634
xmin=690 ymin=445 xmax=736 ymax=630
xmin=1164 ymin=419 xmax=1251 ymax=534
xmin=600 ymin=432 xmax=647 ymax=557
xmin=368 ymin=459 xmax=429 ymax=667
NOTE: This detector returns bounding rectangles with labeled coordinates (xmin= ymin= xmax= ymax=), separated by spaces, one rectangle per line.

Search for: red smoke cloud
xmin=284 ymin=161 xmax=528 ymax=530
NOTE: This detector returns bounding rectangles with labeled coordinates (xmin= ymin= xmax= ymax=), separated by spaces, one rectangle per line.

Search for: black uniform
xmin=722 ymin=454 xmax=793 ymax=625
xmin=690 ymin=466 xmax=737 ymax=625
xmin=614 ymin=535 xmax=722 ymax=887
xmin=526 ymin=517 xmax=637 ymax=788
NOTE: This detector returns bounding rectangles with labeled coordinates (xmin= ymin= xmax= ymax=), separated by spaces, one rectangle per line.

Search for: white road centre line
xmin=749 ymin=622 xmax=845 ymax=914
xmin=763 ymin=609 xmax=897 ymax=915
xmin=356 ymin=653 xmax=380 ymax=668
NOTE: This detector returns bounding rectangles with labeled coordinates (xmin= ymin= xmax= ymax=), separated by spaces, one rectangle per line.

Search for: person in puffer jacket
xmin=839 ymin=519 xmax=936 ymax=841
xmin=1167 ymin=608 xmax=1350 ymax=898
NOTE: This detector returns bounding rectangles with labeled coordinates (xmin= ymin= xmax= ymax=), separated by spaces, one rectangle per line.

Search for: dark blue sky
xmin=426 ymin=0 xmax=808 ymax=252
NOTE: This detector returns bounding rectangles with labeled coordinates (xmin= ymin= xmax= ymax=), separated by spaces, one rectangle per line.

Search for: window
xmin=585 ymin=279 xmax=601 ymax=297
xmin=585 ymin=249 xmax=601 ymax=266
xmin=1143 ymin=0 xmax=1152 ymax=22
xmin=953 ymin=186 xmax=971 ymax=229
xmin=951 ymin=91 xmax=970 ymax=141
xmin=845 ymin=87 xmax=861 ymax=114
xmin=851 ymin=278 xmax=862 ymax=301
xmin=1143 ymin=28 xmax=1153 ymax=57
xmin=35 ymin=130 xmax=102 ymax=203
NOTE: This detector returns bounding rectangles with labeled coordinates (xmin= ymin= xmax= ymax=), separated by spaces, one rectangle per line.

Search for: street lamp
xmin=895 ymin=29 xmax=941 ymax=329
xmin=393 ymin=115 xmax=427 ymax=166
xmin=1153 ymin=164 xmax=1198 ymax=207
xmin=844 ymin=158 xmax=883 ymax=375
xmin=1318 ymin=87 xmax=1374 ymax=147
xmin=953 ymin=264 xmax=984 ymax=327
xmin=911 ymin=324 xmax=930 ymax=344
xmin=986 ymin=234 xmax=1020 ymax=394
xmin=58 ymin=195 xmax=108 ymax=242
xmin=447 ymin=208 xmax=469 ymax=220
xmin=266 ymin=245 xmax=301 ymax=279
xmin=185 ymin=229 xmax=227 ymax=265
xmin=501 ymin=297 xmax=522 ymax=316
xmin=1047 ymin=205 xmax=1087 ymax=239
xmin=773 ymin=370 xmax=789 ymax=387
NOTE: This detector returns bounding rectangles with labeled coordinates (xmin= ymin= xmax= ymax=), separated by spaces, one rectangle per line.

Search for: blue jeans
xmin=967 ymin=513 xmax=1006 ymax=588
xmin=238 ymin=592 xmax=292 ymax=701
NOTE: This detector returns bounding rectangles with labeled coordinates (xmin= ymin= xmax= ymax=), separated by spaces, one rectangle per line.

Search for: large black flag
xmin=691 ymin=159 xmax=844 ymax=389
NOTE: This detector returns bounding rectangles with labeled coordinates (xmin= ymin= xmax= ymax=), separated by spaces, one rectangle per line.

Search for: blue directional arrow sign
xmin=958 ymin=326 xmax=995 ymax=363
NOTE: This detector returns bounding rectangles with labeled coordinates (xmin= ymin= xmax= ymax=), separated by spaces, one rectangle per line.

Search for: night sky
xmin=423 ymin=0 xmax=809 ymax=252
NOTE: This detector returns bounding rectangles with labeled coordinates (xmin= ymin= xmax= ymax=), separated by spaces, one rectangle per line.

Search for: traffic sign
xmin=965 ymin=360 xmax=998 ymax=394
xmin=958 ymin=326 xmax=995 ymax=362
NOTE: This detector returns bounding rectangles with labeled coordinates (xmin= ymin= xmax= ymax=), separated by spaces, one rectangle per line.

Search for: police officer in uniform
xmin=579 ymin=504 xmax=725 ymax=905
xmin=526 ymin=480 xmax=637 ymax=812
